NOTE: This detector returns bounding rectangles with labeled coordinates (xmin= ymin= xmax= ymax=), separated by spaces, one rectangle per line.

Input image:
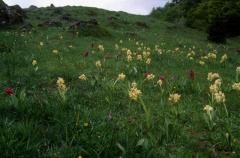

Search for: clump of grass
xmin=73 ymin=25 xmax=112 ymax=37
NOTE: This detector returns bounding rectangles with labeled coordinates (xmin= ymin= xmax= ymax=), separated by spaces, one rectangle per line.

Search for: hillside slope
xmin=0 ymin=5 xmax=240 ymax=158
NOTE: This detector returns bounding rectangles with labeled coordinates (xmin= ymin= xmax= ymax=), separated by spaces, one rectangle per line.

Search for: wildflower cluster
xmin=52 ymin=49 xmax=59 ymax=55
xmin=128 ymin=82 xmax=142 ymax=101
xmin=98 ymin=45 xmax=104 ymax=52
xmin=117 ymin=73 xmax=126 ymax=81
xmin=187 ymin=50 xmax=195 ymax=60
xmin=208 ymin=73 xmax=225 ymax=104
xmin=95 ymin=60 xmax=102 ymax=69
xmin=145 ymin=73 xmax=155 ymax=81
xmin=207 ymin=72 xmax=220 ymax=81
xmin=232 ymin=82 xmax=240 ymax=91
xmin=79 ymin=74 xmax=87 ymax=81
xmin=32 ymin=59 xmax=38 ymax=71
xmin=220 ymin=54 xmax=227 ymax=64
xmin=57 ymin=77 xmax=68 ymax=101
xmin=207 ymin=51 xmax=217 ymax=60
xmin=168 ymin=93 xmax=181 ymax=103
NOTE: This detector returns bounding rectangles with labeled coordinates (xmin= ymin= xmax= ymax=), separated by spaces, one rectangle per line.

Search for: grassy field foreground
xmin=0 ymin=6 xmax=240 ymax=158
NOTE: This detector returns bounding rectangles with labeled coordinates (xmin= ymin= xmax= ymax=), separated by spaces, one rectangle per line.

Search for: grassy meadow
xmin=0 ymin=6 xmax=240 ymax=158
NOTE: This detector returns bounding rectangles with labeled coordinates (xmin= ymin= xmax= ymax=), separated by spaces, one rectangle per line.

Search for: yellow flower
xmin=136 ymin=54 xmax=142 ymax=61
xmin=79 ymin=74 xmax=87 ymax=81
xmin=168 ymin=93 xmax=181 ymax=103
xmin=117 ymin=73 xmax=126 ymax=81
xmin=115 ymin=44 xmax=119 ymax=50
xmin=98 ymin=45 xmax=104 ymax=52
xmin=57 ymin=77 xmax=65 ymax=86
xmin=214 ymin=91 xmax=226 ymax=103
xmin=78 ymin=155 xmax=83 ymax=158
xmin=32 ymin=60 xmax=37 ymax=66
xmin=56 ymin=77 xmax=68 ymax=101
xmin=201 ymin=56 xmax=208 ymax=60
xmin=220 ymin=54 xmax=227 ymax=63
xmin=143 ymin=51 xmax=150 ymax=59
xmin=131 ymin=81 xmax=137 ymax=88
xmin=95 ymin=60 xmax=102 ymax=68
xmin=157 ymin=80 xmax=163 ymax=87
xmin=84 ymin=122 xmax=89 ymax=127
xmin=199 ymin=60 xmax=205 ymax=65
xmin=127 ymin=49 xmax=132 ymax=56
xmin=237 ymin=67 xmax=240 ymax=74
xmin=214 ymin=79 xmax=222 ymax=87
xmin=146 ymin=51 xmax=151 ymax=56
xmin=121 ymin=48 xmax=127 ymax=52
xmin=146 ymin=73 xmax=155 ymax=80
xmin=175 ymin=47 xmax=180 ymax=52
xmin=203 ymin=105 xmax=213 ymax=113
xmin=207 ymin=52 xmax=217 ymax=59
xmin=209 ymin=84 xmax=219 ymax=94
xmin=232 ymin=83 xmax=240 ymax=91
xmin=157 ymin=49 xmax=163 ymax=55
xmin=129 ymin=86 xmax=142 ymax=101
xmin=146 ymin=58 xmax=151 ymax=65
xmin=207 ymin=72 xmax=220 ymax=81
xmin=187 ymin=50 xmax=195 ymax=58
xmin=127 ymin=55 xmax=132 ymax=62
xmin=52 ymin=49 xmax=59 ymax=54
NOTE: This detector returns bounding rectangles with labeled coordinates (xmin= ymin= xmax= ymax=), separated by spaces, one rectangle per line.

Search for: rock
xmin=0 ymin=1 xmax=9 ymax=25
xmin=38 ymin=20 xmax=62 ymax=27
xmin=9 ymin=5 xmax=25 ymax=24
xmin=0 ymin=1 xmax=25 ymax=26
xmin=28 ymin=5 xmax=38 ymax=10
xmin=69 ymin=19 xmax=98 ymax=30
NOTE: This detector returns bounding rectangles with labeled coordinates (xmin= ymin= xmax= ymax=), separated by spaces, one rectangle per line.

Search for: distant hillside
xmin=151 ymin=0 xmax=240 ymax=43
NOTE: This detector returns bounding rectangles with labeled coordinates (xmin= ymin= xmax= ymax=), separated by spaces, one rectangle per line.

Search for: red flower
xmin=4 ymin=87 xmax=14 ymax=95
xmin=159 ymin=75 xmax=165 ymax=81
xmin=188 ymin=69 xmax=195 ymax=80
xmin=144 ymin=72 xmax=150 ymax=78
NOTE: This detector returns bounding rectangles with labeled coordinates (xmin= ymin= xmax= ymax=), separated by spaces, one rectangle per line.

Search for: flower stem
xmin=223 ymin=103 xmax=229 ymax=117
xmin=139 ymin=97 xmax=151 ymax=128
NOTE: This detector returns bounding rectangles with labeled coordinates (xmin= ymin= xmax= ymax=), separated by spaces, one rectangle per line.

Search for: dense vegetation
xmin=151 ymin=0 xmax=240 ymax=43
xmin=0 ymin=3 xmax=240 ymax=158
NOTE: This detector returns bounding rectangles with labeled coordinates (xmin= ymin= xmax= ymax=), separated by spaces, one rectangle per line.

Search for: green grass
xmin=0 ymin=6 xmax=240 ymax=158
